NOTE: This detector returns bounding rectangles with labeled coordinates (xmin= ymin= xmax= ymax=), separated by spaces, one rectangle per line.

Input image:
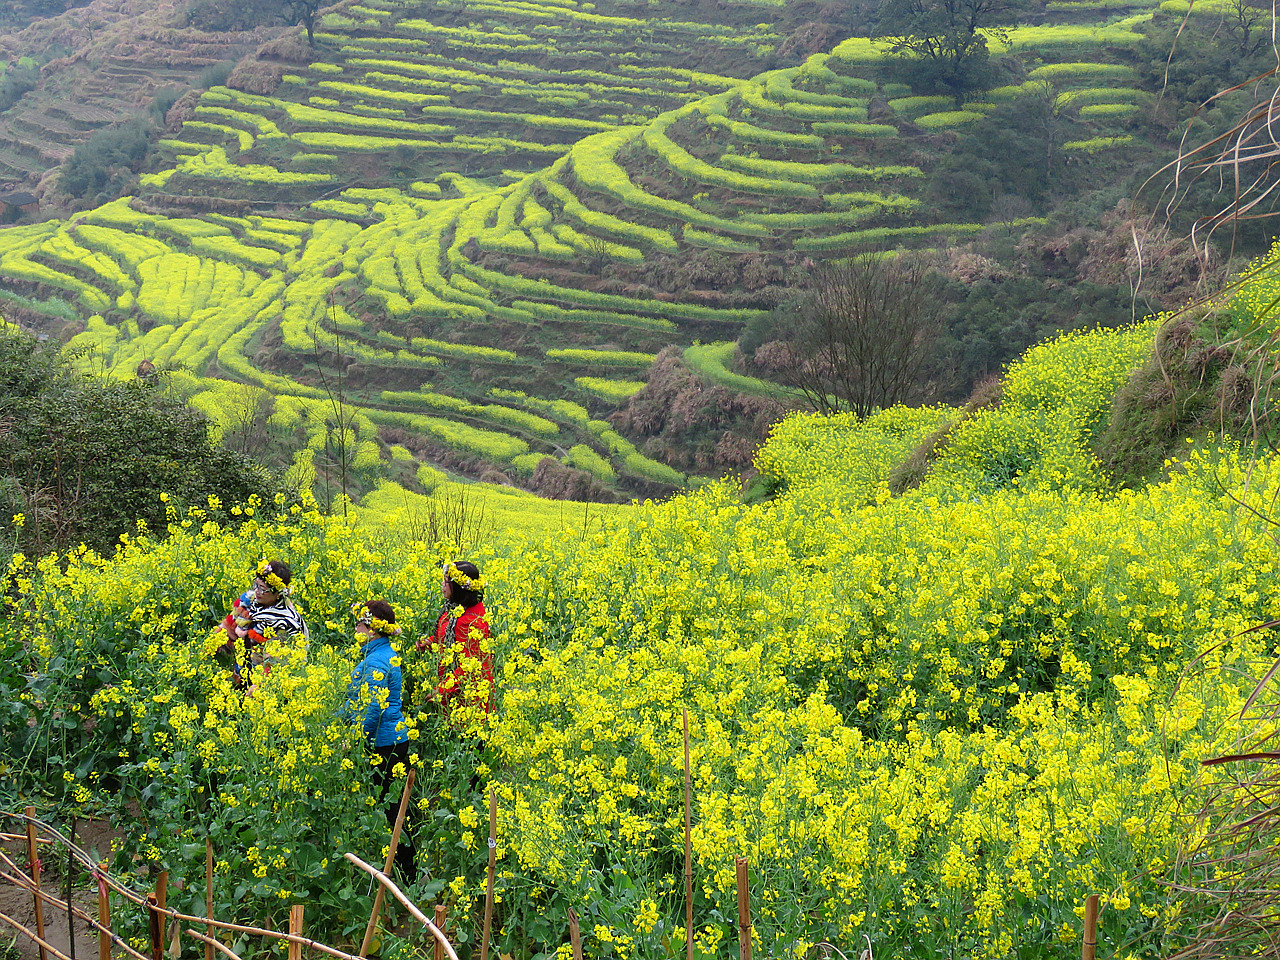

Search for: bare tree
xmin=772 ymin=252 xmax=947 ymax=418
xmin=223 ymin=383 xmax=275 ymax=461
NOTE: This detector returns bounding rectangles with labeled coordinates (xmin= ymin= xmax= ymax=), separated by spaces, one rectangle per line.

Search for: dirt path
xmin=1 ymin=819 xmax=118 ymax=960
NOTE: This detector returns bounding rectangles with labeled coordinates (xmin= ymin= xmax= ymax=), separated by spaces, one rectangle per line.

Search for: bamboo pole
xmin=343 ymin=853 xmax=458 ymax=960
xmin=735 ymin=858 xmax=751 ymax=960
xmin=566 ymin=909 xmax=582 ymax=960
xmin=1082 ymin=895 xmax=1099 ymax=960
xmin=67 ymin=818 xmax=77 ymax=960
xmin=185 ymin=930 xmax=243 ymax=960
xmin=0 ymin=911 xmax=74 ymax=960
xmin=431 ymin=905 xmax=446 ymax=960
xmin=288 ymin=906 xmax=304 ymax=960
xmin=26 ymin=806 xmax=48 ymax=960
xmin=204 ymin=841 xmax=214 ymax=960
xmin=480 ymin=787 xmax=497 ymax=960
xmin=96 ymin=865 xmax=111 ymax=960
xmin=359 ymin=768 xmax=416 ymax=960
xmin=683 ymin=709 xmax=693 ymax=960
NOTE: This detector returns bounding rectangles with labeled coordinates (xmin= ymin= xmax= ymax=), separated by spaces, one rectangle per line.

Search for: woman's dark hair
xmin=364 ymin=599 xmax=395 ymax=625
xmin=264 ymin=559 xmax=292 ymax=585
xmin=448 ymin=560 xmax=484 ymax=608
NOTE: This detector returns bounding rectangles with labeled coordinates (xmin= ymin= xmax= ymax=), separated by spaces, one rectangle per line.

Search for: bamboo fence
xmin=0 ymin=806 xmax=456 ymax=960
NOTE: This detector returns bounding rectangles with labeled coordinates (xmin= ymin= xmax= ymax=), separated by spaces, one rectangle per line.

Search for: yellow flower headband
xmin=351 ymin=601 xmax=402 ymax=637
xmin=257 ymin=560 xmax=290 ymax=596
xmin=444 ymin=561 xmax=485 ymax=591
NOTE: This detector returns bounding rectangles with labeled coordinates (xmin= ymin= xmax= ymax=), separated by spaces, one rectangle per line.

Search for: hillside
xmin=7 ymin=250 xmax=1280 ymax=957
xmin=0 ymin=0 xmax=1266 ymax=508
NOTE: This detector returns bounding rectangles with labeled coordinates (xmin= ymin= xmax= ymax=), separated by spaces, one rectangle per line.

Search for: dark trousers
xmin=373 ymin=741 xmax=418 ymax=883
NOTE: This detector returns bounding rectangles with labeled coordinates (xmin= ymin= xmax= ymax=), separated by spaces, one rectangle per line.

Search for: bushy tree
xmin=767 ymin=253 xmax=948 ymax=417
xmin=0 ymin=323 xmax=281 ymax=557
xmin=874 ymin=0 xmax=1032 ymax=104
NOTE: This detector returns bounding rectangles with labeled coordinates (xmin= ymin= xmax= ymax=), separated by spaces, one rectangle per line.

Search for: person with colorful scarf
xmin=218 ymin=558 xmax=308 ymax=686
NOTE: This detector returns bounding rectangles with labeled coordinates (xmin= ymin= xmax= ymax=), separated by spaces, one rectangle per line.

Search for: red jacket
xmin=424 ymin=602 xmax=493 ymax=713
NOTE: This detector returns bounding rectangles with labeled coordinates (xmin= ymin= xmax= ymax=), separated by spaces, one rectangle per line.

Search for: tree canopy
xmin=0 ymin=323 xmax=281 ymax=557
xmin=874 ymin=0 xmax=1032 ymax=104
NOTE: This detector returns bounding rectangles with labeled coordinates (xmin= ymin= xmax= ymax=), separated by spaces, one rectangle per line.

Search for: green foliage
xmin=61 ymin=118 xmax=158 ymax=202
xmin=0 ymin=324 xmax=279 ymax=556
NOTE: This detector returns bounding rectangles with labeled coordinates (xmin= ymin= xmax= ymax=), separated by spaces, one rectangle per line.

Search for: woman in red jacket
xmin=418 ymin=559 xmax=493 ymax=723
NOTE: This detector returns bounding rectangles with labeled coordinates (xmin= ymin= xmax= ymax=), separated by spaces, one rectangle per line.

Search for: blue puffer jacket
xmin=342 ymin=634 xmax=408 ymax=747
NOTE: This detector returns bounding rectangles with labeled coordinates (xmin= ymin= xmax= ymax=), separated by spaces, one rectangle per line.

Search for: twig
xmin=342 ymin=854 xmax=458 ymax=960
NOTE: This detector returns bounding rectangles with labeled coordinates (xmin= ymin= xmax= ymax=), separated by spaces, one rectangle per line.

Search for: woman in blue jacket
xmin=344 ymin=599 xmax=416 ymax=882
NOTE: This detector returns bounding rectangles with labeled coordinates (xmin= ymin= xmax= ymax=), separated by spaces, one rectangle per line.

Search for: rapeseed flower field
xmin=4 ymin=308 xmax=1279 ymax=959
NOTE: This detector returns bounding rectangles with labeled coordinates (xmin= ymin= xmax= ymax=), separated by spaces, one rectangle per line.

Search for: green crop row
xmin=575 ymin=376 xmax=645 ymax=401
xmin=642 ymin=120 xmax=817 ymax=197
xmin=491 ymin=387 xmax=592 ymax=426
xmin=0 ymin=251 xmax=111 ymax=311
xmin=543 ymin=222 xmax=640 ymax=261
xmin=186 ymin=235 xmax=282 ymax=271
xmin=682 ymin=227 xmax=758 ymax=252
xmin=740 ymin=206 xmax=887 ymax=230
xmin=791 ymin=217 xmax=1047 ymax=251
xmin=1057 ymin=86 xmax=1150 ymax=106
xmin=546 ymin=348 xmax=657 ymax=366
xmin=721 ymin=154 xmax=923 ymax=183
xmin=182 ymin=121 xmax=253 ymax=152
xmin=569 ymin=129 xmax=770 ymax=237
xmin=541 ymin=175 xmax=679 ymax=252
xmin=380 ymin=389 xmax=559 ymax=437
xmin=176 ymin=146 xmax=333 ymax=184
xmin=72 ymin=224 xmax=171 ymax=270
xmin=1063 ymin=135 xmax=1133 ymax=151
xmin=1079 ymin=103 xmax=1139 ymax=118
xmin=764 ymin=68 xmax=868 ymax=108
xmin=703 ymin=111 xmax=826 ymax=148
xmin=194 ymin=105 xmax=284 ymax=138
xmin=464 ymin=261 xmax=765 ymax=324
xmin=888 ymin=95 xmax=953 ymax=116
xmin=369 ymin=407 xmax=529 ymax=461
xmin=511 ymin=300 xmax=674 ymax=331
xmin=739 ymin=81 xmax=869 ymax=121
xmin=810 ymin=121 xmax=897 ymax=137
xmin=1027 ymin=62 xmax=1137 ymax=82
xmin=564 ymin=443 xmax=615 ymax=481
xmin=36 ymin=232 xmax=133 ymax=291
xmin=915 ymin=110 xmax=985 ymax=129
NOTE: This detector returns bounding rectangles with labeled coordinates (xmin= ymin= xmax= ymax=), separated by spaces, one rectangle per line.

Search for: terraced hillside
xmin=0 ymin=0 xmax=284 ymax=189
xmin=0 ymin=0 xmax=1209 ymax=506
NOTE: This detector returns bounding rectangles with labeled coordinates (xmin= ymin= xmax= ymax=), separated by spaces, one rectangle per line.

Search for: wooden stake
xmin=359 ymin=768 xmax=416 ymax=960
xmin=204 ymin=840 xmax=214 ymax=960
xmin=1082 ymin=895 xmax=1099 ymax=960
xmin=288 ymin=905 xmax=304 ymax=960
xmin=155 ymin=872 xmax=171 ymax=959
xmin=683 ymin=709 xmax=693 ymax=960
xmin=566 ymin=908 xmax=582 ymax=960
xmin=432 ymin=905 xmax=446 ymax=960
xmin=147 ymin=895 xmax=163 ymax=960
xmin=26 ymin=807 xmax=48 ymax=960
xmin=735 ymin=858 xmax=751 ymax=960
xmin=97 ymin=865 xmax=111 ymax=960
xmin=480 ymin=787 xmax=497 ymax=960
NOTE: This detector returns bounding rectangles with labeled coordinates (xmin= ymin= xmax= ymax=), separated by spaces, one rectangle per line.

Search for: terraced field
xmin=0 ymin=0 xmax=1171 ymax=503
